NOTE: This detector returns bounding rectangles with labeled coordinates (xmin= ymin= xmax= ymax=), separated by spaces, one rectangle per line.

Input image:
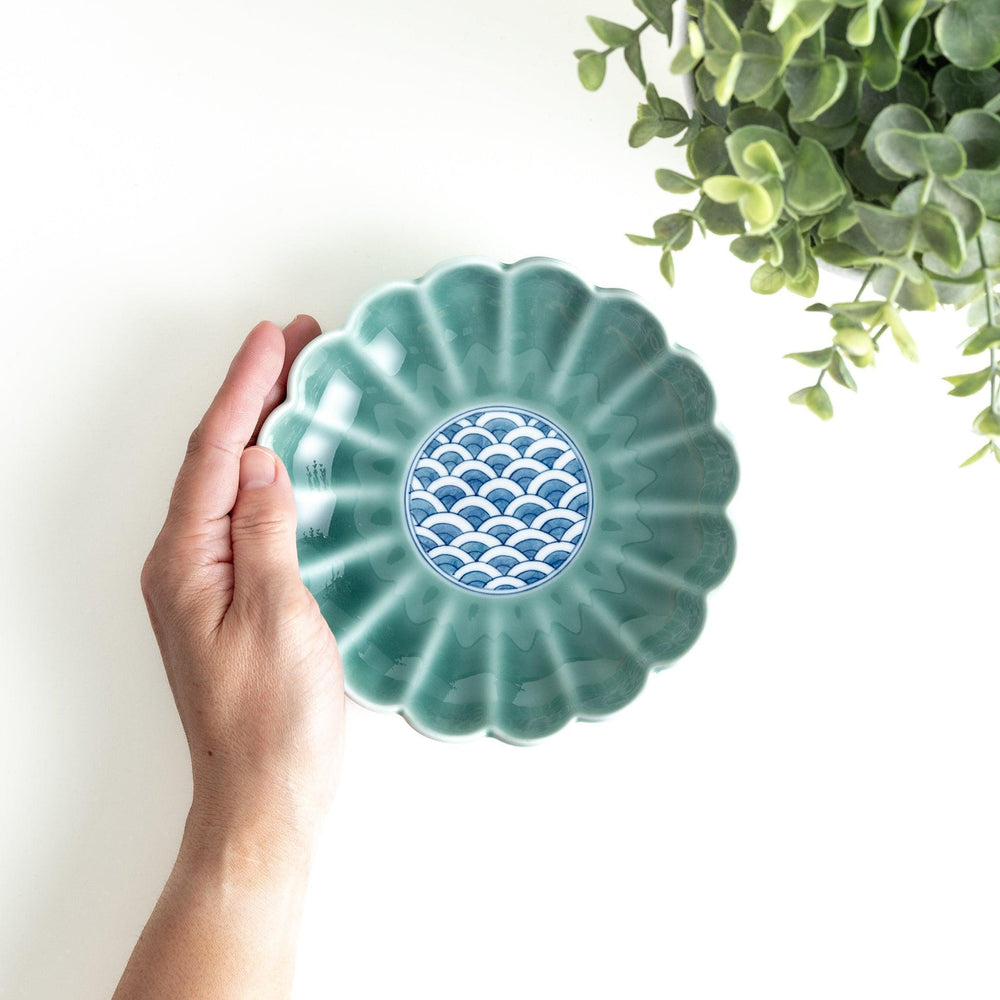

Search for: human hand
xmin=140 ymin=316 xmax=344 ymax=860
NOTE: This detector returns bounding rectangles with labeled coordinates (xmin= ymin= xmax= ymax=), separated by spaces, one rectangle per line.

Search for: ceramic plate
xmin=259 ymin=257 xmax=737 ymax=744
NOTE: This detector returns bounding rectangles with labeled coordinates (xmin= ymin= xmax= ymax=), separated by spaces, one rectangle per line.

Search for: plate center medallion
xmin=404 ymin=405 xmax=593 ymax=593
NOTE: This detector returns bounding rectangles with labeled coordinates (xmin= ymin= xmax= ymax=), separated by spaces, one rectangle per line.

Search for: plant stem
xmin=978 ymin=235 xmax=999 ymax=415
xmin=855 ymin=265 xmax=875 ymax=302
xmin=884 ymin=175 xmax=936 ymax=308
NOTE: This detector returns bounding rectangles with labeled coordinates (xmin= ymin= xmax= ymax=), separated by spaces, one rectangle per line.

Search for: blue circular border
xmin=402 ymin=404 xmax=595 ymax=595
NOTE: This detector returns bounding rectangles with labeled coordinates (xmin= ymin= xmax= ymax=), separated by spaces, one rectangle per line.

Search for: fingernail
xmin=240 ymin=447 xmax=278 ymax=490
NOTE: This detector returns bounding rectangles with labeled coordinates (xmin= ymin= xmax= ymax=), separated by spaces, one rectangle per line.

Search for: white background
xmin=2 ymin=1 xmax=998 ymax=998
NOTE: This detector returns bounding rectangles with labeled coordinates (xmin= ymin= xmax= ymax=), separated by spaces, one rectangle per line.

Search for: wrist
xmin=187 ymin=750 xmax=332 ymax=861
xmin=182 ymin=792 xmax=319 ymax=884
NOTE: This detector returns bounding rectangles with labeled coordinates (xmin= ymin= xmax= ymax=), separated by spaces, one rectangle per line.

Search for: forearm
xmin=113 ymin=804 xmax=313 ymax=1000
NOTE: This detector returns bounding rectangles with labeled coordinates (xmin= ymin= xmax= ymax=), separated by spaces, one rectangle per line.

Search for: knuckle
xmin=237 ymin=578 xmax=307 ymax=626
xmin=140 ymin=548 xmax=161 ymax=598
xmin=140 ymin=545 xmax=186 ymax=602
xmin=185 ymin=425 xmax=204 ymax=458
xmin=231 ymin=508 xmax=289 ymax=539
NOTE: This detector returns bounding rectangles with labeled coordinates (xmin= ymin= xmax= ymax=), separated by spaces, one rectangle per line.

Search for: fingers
xmin=254 ymin=315 xmax=323 ymax=442
xmin=229 ymin=446 xmax=303 ymax=611
xmin=166 ymin=321 xmax=285 ymax=533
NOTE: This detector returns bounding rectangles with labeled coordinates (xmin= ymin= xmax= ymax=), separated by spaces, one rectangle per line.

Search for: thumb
xmin=230 ymin=446 xmax=303 ymax=610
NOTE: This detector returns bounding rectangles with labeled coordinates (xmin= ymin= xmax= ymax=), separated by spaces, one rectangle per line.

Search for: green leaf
xmin=768 ymin=0 xmax=804 ymax=31
xmin=688 ymin=19 xmax=705 ymax=58
xmin=587 ymin=16 xmax=635 ymax=47
xmin=784 ymin=347 xmax=834 ymax=368
xmin=729 ymin=234 xmax=770 ymax=262
xmin=633 ymin=0 xmax=674 ymax=36
xmin=863 ymin=69 xmax=933 ymax=125
xmin=702 ymin=175 xmax=749 ymax=204
xmin=626 ymin=233 xmax=663 ymax=246
xmin=962 ymin=325 xmax=1000 ymax=355
xmin=688 ymin=125 xmax=730 ymax=178
xmin=801 ymin=384 xmax=834 ymax=420
xmin=893 ymin=178 xmax=985 ymax=244
xmin=825 ymin=300 xmax=886 ymax=324
xmin=818 ymin=203 xmax=858 ymax=240
xmin=884 ymin=304 xmax=919 ymax=362
xmin=834 ymin=326 xmax=876 ymax=363
xmin=734 ymin=31 xmax=783 ymax=102
xmin=751 ymin=262 xmax=785 ymax=294
xmin=702 ymin=0 xmax=742 ymax=52
xmin=874 ymin=265 xmax=939 ymax=312
xmin=670 ymin=21 xmax=705 ymax=75
xmin=870 ymin=254 xmax=926 ymax=283
xmin=786 ymin=137 xmax=848 ymax=215
xmin=948 ymin=170 xmax=1000 ymax=220
xmin=874 ymin=129 xmax=967 ymax=179
xmin=785 ymin=57 xmax=849 ymax=124
xmin=623 ymin=36 xmax=646 ymax=85
xmin=933 ymin=66 xmax=1000 ymax=116
xmin=846 ymin=0 xmax=879 ymax=47
xmin=827 ymin=352 xmax=858 ymax=391
xmin=578 ymin=51 xmax=607 ymax=90
xmin=684 ymin=209 xmax=708 ymax=237
xmin=742 ymin=139 xmax=786 ymax=179
xmin=863 ymin=14 xmax=902 ymax=91
xmin=773 ymin=0 xmax=836 ymax=49
xmin=698 ymin=196 xmax=746 ymax=235
xmin=655 ymin=168 xmax=699 ymax=194
xmin=629 ymin=117 xmax=660 ymax=147
xmin=645 ymin=82 xmax=663 ymax=114
xmin=935 ymin=0 xmax=1000 ymax=71
xmin=862 ymin=105 xmax=934 ymax=181
xmin=944 ymin=110 xmax=1000 ymax=171
xmin=960 ymin=442 xmax=993 ymax=466
xmin=793 ymin=116 xmax=861 ymax=152
xmin=787 ymin=257 xmax=821 ymax=299
xmin=973 ymin=406 xmax=1000 ymax=436
xmin=812 ymin=241 xmax=872 ymax=268
xmin=944 ymin=367 xmax=993 ymax=397
xmin=660 ymin=249 xmax=676 ymax=285
xmin=671 ymin=43 xmax=700 ymax=75
xmin=653 ymin=213 xmax=694 ymax=250
xmin=727 ymin=106 xmax=787 ymax=134
xmin=711 ymin=52 xmax=745 ymax=106
xmin=777 ymin=224 xmax=807 ymax=280
xmin=881 ymin=0 xmax=926 ymax=55
xmin=854 ymin=203 xmax=917 ymax=255
xmin=629 ymin=94 xmax=690 ymax=147
xmin=726 ymin=126 xmax=796 ymax=181
xmin=919 ymin=204 xmax=967 ymax=272
xmin=655 ymin=98 xmax=691 ymax=136
xmin=740 ymin=182 xmax=779 ymax=232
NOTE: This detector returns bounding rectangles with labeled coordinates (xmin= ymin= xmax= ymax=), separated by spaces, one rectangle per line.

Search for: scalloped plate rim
xmin=259 ymin=255 xmax=739 ymax=745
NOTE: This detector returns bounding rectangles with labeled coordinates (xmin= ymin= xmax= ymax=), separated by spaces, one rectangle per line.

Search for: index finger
xmin=252 ymin=314 xmax=323 ymax=442
xmin=166 ymin=320 xmax=285 ymax=532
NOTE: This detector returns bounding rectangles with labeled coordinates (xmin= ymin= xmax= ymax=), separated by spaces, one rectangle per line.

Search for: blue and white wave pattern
xmin=404 ymin=406 xmax=593 ymax=593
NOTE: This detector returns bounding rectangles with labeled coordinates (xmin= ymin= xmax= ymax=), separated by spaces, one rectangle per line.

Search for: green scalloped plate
xmin=259 ymin=257 xmax=737 ymax=744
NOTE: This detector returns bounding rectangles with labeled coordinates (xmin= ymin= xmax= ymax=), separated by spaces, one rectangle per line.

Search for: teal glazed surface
xmin=258 ymin=257 xmax=738 ymax=744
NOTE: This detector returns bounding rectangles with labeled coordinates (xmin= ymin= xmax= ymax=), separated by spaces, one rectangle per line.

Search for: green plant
xmin=574 ymin=0 xmax=1000 ymax=465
